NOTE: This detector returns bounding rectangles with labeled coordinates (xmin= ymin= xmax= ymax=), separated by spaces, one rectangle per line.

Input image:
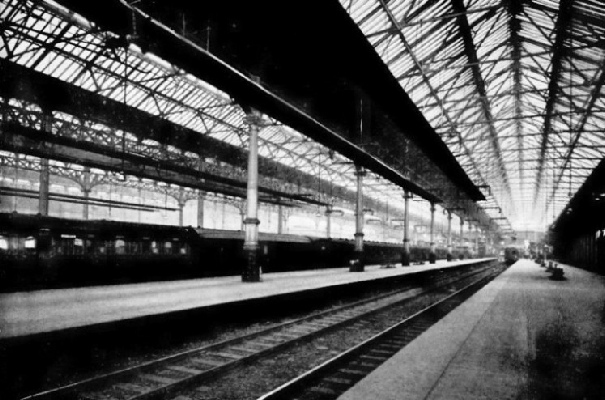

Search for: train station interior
xmin=1 ymin=1 xmax=604 ymax=399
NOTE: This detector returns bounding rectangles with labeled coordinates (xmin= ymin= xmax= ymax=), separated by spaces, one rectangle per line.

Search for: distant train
xmin=0 ymin=212 xmax=476 ymax=291
xmin=503 ymin=246 xmax=521 ymax=265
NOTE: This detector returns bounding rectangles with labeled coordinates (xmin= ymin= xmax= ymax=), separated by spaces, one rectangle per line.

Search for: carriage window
xmin=25 ymin=237 xmax=36 ymax=249
xmin=165 ymin=241 xmax=172 ymax=254
xmin=58 ymin=234 xmax=77 ymax=255
xmin=126 ymin=241 xmax=139 ymax=255
xmin=74 ymin=238 xmax=84 ymax=255
xmin=115 ymin=239 xmax=125 ymax=255
xmin=0 ymin=236 xmax=8 ymax=251
xmin=151 ymin=241 xmax=158 ymax=254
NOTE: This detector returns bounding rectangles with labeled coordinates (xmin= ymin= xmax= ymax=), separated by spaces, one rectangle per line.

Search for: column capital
xmin=242 ymin=108 xmax=264 ymax=126
xmin=354 ymin=164 xmax=366 ymax=176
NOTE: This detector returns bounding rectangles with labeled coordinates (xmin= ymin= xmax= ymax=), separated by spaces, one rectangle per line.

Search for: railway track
xmin=22 ymin=261 xmax=502 ymax=400
xmin=258 ymin=265 xmax=504 ymax=400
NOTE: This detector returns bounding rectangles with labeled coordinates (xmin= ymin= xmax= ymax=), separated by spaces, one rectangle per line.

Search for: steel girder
xmin=340 ymin=0 xmax=605 ymax=234
xmin=532 ymin=0 xmax=573 ymax=210
xmin=27 ymin=0 xmax=452 ymax=205
xmin=450 ymin=0 xmax=512 ymax=206
xmin=2 ymin=0 xmax=487 ymax=226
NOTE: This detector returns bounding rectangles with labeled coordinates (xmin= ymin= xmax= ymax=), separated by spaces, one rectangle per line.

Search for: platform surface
xmin=0 ymin=258 xmax=493 ymax=338
xmin=339 ymin=259 xmax=605 ymax=400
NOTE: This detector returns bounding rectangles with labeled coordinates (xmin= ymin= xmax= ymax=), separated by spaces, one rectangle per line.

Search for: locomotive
xmin=503 ymin=246 xmax=521 ymax=265
xmin=0 ymin=212 xmax=458 ymax=292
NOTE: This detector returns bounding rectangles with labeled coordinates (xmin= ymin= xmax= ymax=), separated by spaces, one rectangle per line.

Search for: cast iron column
xmin=242 ymin=108 xmax=263 ymax=282
xmin=39 ymin=160 xmax=50 ymax=215
xmin=82 ymin=167 xmax=91 ymax=220
xmin=197 ymin=193 xmax=205 ymax=228
xmin=351 ymin=165 xmax=365 ymax=272
xmin=429 ymin=202 xmax=436 ymax=264
xmin=38 ymin=111 xmax=52 ymax=216
xmin=277 ymin=204 xmax=283 ymax=235
xmin=469 ymin=224 xmax=474 ymax=258
xmin=459 ymin=218 xmax=465 ymax=259
xmin=402 ymin=191 xmax=411 ymax=266
xmin=177 ymin=187 xmax=185 ymax=227
xmin=446 ymin=211 xmax=453 ymax=261
xmin=326 ymin=205 xmax=332 ymax=239
xmin=82 ymin=189 xmax=91 ymax=220
xmin=178 ymin=202 xmax=185 ymax=227
xmin=475 ymin=226 xmax=480 ymax=258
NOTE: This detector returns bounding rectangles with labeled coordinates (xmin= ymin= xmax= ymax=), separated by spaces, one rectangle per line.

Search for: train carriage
xmin=0 ymin=212 xmax=477 ymax=291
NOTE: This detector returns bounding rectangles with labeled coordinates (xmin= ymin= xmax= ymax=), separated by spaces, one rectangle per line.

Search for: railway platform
xmin=0 ymin=258 xmax=494 ymax=339
xmin=339 ymin=259 xmax=605 ymax=400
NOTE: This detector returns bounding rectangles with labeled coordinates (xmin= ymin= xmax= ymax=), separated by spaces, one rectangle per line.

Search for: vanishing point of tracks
xmin=24 ymin=261 xmax=506 ymax=400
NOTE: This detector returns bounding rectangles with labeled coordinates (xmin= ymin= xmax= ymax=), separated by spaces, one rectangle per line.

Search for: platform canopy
xmin=2 ymin=0 xmax=603 ymax=234
xmin=340 ymin=0 xmax=605 ymax=232
xmin=0 ymin=0 xmax=434 ymax=220
xmin=1 ymin=0 xmax=498 ymax=230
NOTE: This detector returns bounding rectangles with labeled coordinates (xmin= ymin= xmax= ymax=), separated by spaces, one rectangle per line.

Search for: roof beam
xmin=368 ymin=4 xmax=503 ymax=35
xmin=42 ymin=0 xmax=445 ymax=204
xmin=375 ymin=0 xmax=487 ymax=205
xmin=532 ymin=0 xmax=573 ymax=208
xmin=0 ymin=60 xmax=355 ymax=206
xmin=450 ymin=0 xmax=512 ymax=205
xmin=453 ymin=111 xmax=582 ymax=126
xmin=547 ymin=51 xmax=605 ymax=210
xmin=507 ymin=0 xmax=525 ymax=196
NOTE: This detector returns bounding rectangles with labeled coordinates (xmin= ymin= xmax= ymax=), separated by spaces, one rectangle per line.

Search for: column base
xmin=446 ymin=253 xmax=453 ymax=262
xmin=349 ymin=250 xmax=365 ymax=272
xmin=429 ymin=252 xmax=436 ymax=264
xmin=401 ymin=250 xmax=410 ymax=267
xmin=242 ymin=247 xmax=261 ymax=282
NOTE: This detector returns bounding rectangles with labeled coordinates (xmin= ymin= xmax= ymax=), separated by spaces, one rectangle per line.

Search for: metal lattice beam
xmin=450 ymin=0 xmax=512 ymax=208
xmin=532 ymin=0 xmax=573 ymax=207
xmin=548 ymin=52 xmax=605 ymax=209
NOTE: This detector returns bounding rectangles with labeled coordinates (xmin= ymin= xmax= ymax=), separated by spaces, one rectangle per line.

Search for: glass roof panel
xmin=340 ymin=0 xmax=605 ymax=233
